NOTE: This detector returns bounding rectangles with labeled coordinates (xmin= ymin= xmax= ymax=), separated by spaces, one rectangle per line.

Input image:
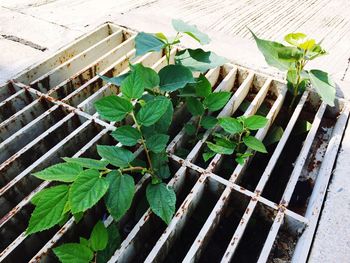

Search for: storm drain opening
xmin=0 ymin=23 xmax=349 ymax=263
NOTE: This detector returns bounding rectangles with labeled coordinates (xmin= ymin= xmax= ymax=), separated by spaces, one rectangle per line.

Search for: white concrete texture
xmin=0 ymin=0 xmax=350 ymax=261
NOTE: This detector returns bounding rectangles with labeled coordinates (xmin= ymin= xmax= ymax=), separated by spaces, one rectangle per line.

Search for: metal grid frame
xmin=0 ymin=23 xmax=348 ymax=263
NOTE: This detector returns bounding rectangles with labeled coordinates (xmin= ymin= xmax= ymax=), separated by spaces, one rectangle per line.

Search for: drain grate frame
xmin=0 ymin=23 xmax=349 ymax=263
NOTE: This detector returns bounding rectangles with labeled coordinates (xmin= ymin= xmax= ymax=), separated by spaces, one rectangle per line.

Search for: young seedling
xmin=204 ymin=115 xmax=268 ymax=164
xmin=250 ymin=30 xmax=336 ymax=109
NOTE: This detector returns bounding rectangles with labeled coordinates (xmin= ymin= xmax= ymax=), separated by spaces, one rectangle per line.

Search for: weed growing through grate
xmin=23 ymin=21 xmax=267 ymax=263
xmin=203 ymin=115 xmax=268 ymax=164
xmin=250 ymin=30 xmax=336 ymax=109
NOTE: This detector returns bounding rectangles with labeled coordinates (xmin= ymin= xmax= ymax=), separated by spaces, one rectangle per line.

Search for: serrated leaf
xmin=111 ymin=126 xmax=141 ymax=146
xmin=96 ymin=223 xmax=121 ymax=263
xmin=63 ymin=157 xmax=109 ymax=170
xmin=94 ymin=95 xmax=133 ymax=122
xmin=195 ymin=74 xmax=212 ymax=97
xmin=172 ymin=19 xmax=210 ymax=44
xmin=136 ymin=97 xmax=171 ymax=126
xmin=131 ymin=63 xmax=160 ymax=89
xmin=146 ymin=134 xmax=169 ymax=153
xmin=32 ymin=162 xmax=82 ymax=182
xmin=99 ymin=73 xmax=129 ymax=87
xmin=97 ymin=145 xmax=135 ymax=168
xmin=309 ymin=70 xmax=335 ymax=107
xmin=146 ymin=183 xmax=176 ymax=225
xmin=243 ymin=136 xmax=267 ymax=153
xmin=159 ymin=64 xmax=194 ymax=92
xmin=121 ymin=69 xmax=144 ymax=99
xmin=250 ymin=29 xmax=292 ymax=71
xmin=203 ymin=91 xmax=231 ymax=111
xmin=277 ymin=46 xmax=304 ymax=62
xmin=175 ymin=49 xmax=228 ymax=72
xmin=53 ymin=243 xmax=94 ymax=263
xmin=105 ymin=171 xmax=135 ymax=221
xmin=89 ymin=221 xmax=108 ymax=251
xmin=218 ymin=117 xmax=243 ymax=134
xmin=200 ymin=115 xmax=217 ymax=129
xmin=186 ymin=97 xmax=204 ymax=116
xmin=69 ymin=169 xmax=109 ymax=214
xmin=244 ymin=115 xmax=268 ymax=130
xmin=27 ymin=185 xmax=69 ymax=235
xmin=151 ymin=152 xmax=170 ymax=179
xmin=135 ymin=32 xmax=165 ymax=56
xmin=207 ymin=141 xmax=235 ymax=155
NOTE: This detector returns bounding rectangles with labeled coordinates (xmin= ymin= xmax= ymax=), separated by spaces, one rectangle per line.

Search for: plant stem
xmin=195 ymin=114 xmax=203 ymax=137
xmin=121 ymin=166 xmax=145 ymax=173
xmin=130 ymin=112 xmax=154 ymax=172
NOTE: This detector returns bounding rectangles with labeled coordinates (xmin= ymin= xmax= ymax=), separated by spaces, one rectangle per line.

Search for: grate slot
xmin=29 ymin=30 xmax=126 ymax=92
xmin=0 ymin=89 xmax=37 ymax=123
xmin=0 ymin=82 xmax=21 ymax=104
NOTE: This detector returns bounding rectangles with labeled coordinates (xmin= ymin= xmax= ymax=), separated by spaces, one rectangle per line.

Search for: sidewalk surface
xmin=1 ymin=0 xmax=350 ymax=261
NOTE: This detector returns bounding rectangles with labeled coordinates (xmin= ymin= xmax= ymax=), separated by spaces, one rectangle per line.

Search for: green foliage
xmin=94 ymin=95 xmax=132 ymax=121
xmin=204 ymin=115 xmax=268 ymax=164
xmin=53 ymin=243 xmax=94 ymax=263
xmin=89 ymin=221 xmax=108 ymax=251
xmin=111 ymin=126 xmax=141 ymax=146
xmin=63 ymin=157 xmax=109 ymax=170
xmin=203 ymin=92 xmax=231 ymax=111
xmin=172 ymin=19 xmax=210 ymax=44
xmin=105 ymin=171 xmax=135 ymax=221
xmin=146 ymin=183 xmax=176 ymax=224
xmin=97 ymin=145 xmax=135 ymax=168
xmin=250 ymin=29 xmax=335 ymax=107
xmin=136 ymin=97 xmax=171 ymax=126
xmin=159 ymin=64 xmax=194 ymax=91
xmin=135 ymin=32 xmax=165 ymax=56
xmin=33 ymin=162 xmax=82 ymax=182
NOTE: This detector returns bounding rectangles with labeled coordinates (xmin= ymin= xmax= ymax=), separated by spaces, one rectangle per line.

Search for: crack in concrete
xmin=341 ymin=57 xmax=350 ymax=81
xmin=1 ymin=34 xmax=47 ymax=51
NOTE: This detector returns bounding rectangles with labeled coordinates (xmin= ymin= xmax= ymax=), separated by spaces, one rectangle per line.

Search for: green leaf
xmin=53 ymin=243 xmax=94 ymax=263
xmin=131 ymin=63 xmax=160 ymax=89
xmin=146 ymin=134 xmax=170 ymax=153
xmin=203 ymin=150 xmax=216 ymax=162
xmin=186 ymin=97 xmax=205 ymax=116
xmin=207 ymin=141 xmax=235 ymax=155
xmin=195 ymin=74 xmax=212 ymax=97
xmin=97 ymin=145 xmax=135 ymax=168
xmin=111 ymin=126 xmax=141 ymax=146
xmin=151 ymin=152 xmax=171 ymax=179
xmin=243 ymin=115 xmax=268 ymax=130
xmin=287 ymin=68 xmax=298 ymax=85
xmin=299 ymin=39 xmax=316 ymax=50
xmin=309 ymin=70 xmax=335 ymax=107
xmin=27 ymin=185 xmax=69 ymax=235
xmin=200 ymin=115 xmax=218 ymax=129
xmin=172 ymin=19 xmax=210 ymax=44
xmin=32 ymin=162 xmax=82 ymax=183
xmin=159 ymin=64 xmax=194 ymax=92
xmin=155 ymin=32 xmax=168 ymax=42
xmin=203 ymin=91 xmax=231 ymax=111
xmin=277 ymin=46 xmax=303 ymax=62
xmin=264 ymin=125 xmax=284 ymax=146
xmin=96 ymin=223 xmax=121 ymax=263
xmin=94 ymin=95 xmax=133 ymax=122
xmin=306 ymin=44 xmax=327 ymax=60
xmin=104 ymin=171 xmax=135 ymax=221
xmin=146 ymin=183 xmax=176 ymax=225
xmin=135 ymin=32 xmax=165 ymax=56
xmin=184 ymin=123 xmax=196 ymax=135
xmin=69 ymin=169 xmax=109 ymax=214
xmin=243 ymin=136 xmax=267 ymax=153
xmin=175 ymin=49 xmax=228 ymax=72
xmin=121 ymin=69 xmax=144 ymax=99
xmin=250 ymin=29 xmax=292 ymax=71
xmin=79 ymin=237 xmax=89 ymax=247
xmin=218 ymin=117 xmax=243 ymax=134
xmin=137 ymin=97 xmax=171 ymax=126
xmin=235 ymin=153 xmax=253 ymax=165
xmin=99 ymin=73 xmax=129 ymax=87
xmin=284 ymin=33 xmax=307 ymax=46
xmin=89 ymin=221 xmax=108 ymax=251
xmin=63 ymin=157 xmax=109 ymax=170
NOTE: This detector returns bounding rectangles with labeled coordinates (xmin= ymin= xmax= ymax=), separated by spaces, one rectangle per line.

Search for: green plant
xmin=25 ymin=20 xmax=231 ymax=263
xmin=204 ymin=115 xmax=268 ymax=164
xmin=250 ymin=30 xmax=336 ymax=108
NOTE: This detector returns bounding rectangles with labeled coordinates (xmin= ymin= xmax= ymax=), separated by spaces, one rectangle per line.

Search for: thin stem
xmin=121 ymin=166 xmax=145 ymax=173
xmin=100 ymin=168 xmax=112 ymax=176
xmin=195 ymin=114 xmax=203 ymax=137
xmin=130 ymin=112 xmax=154 ymax=172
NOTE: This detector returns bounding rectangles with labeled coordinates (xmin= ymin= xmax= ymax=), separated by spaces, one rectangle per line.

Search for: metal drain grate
xmin=0 ymin=23 xmax=349 ymax=263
